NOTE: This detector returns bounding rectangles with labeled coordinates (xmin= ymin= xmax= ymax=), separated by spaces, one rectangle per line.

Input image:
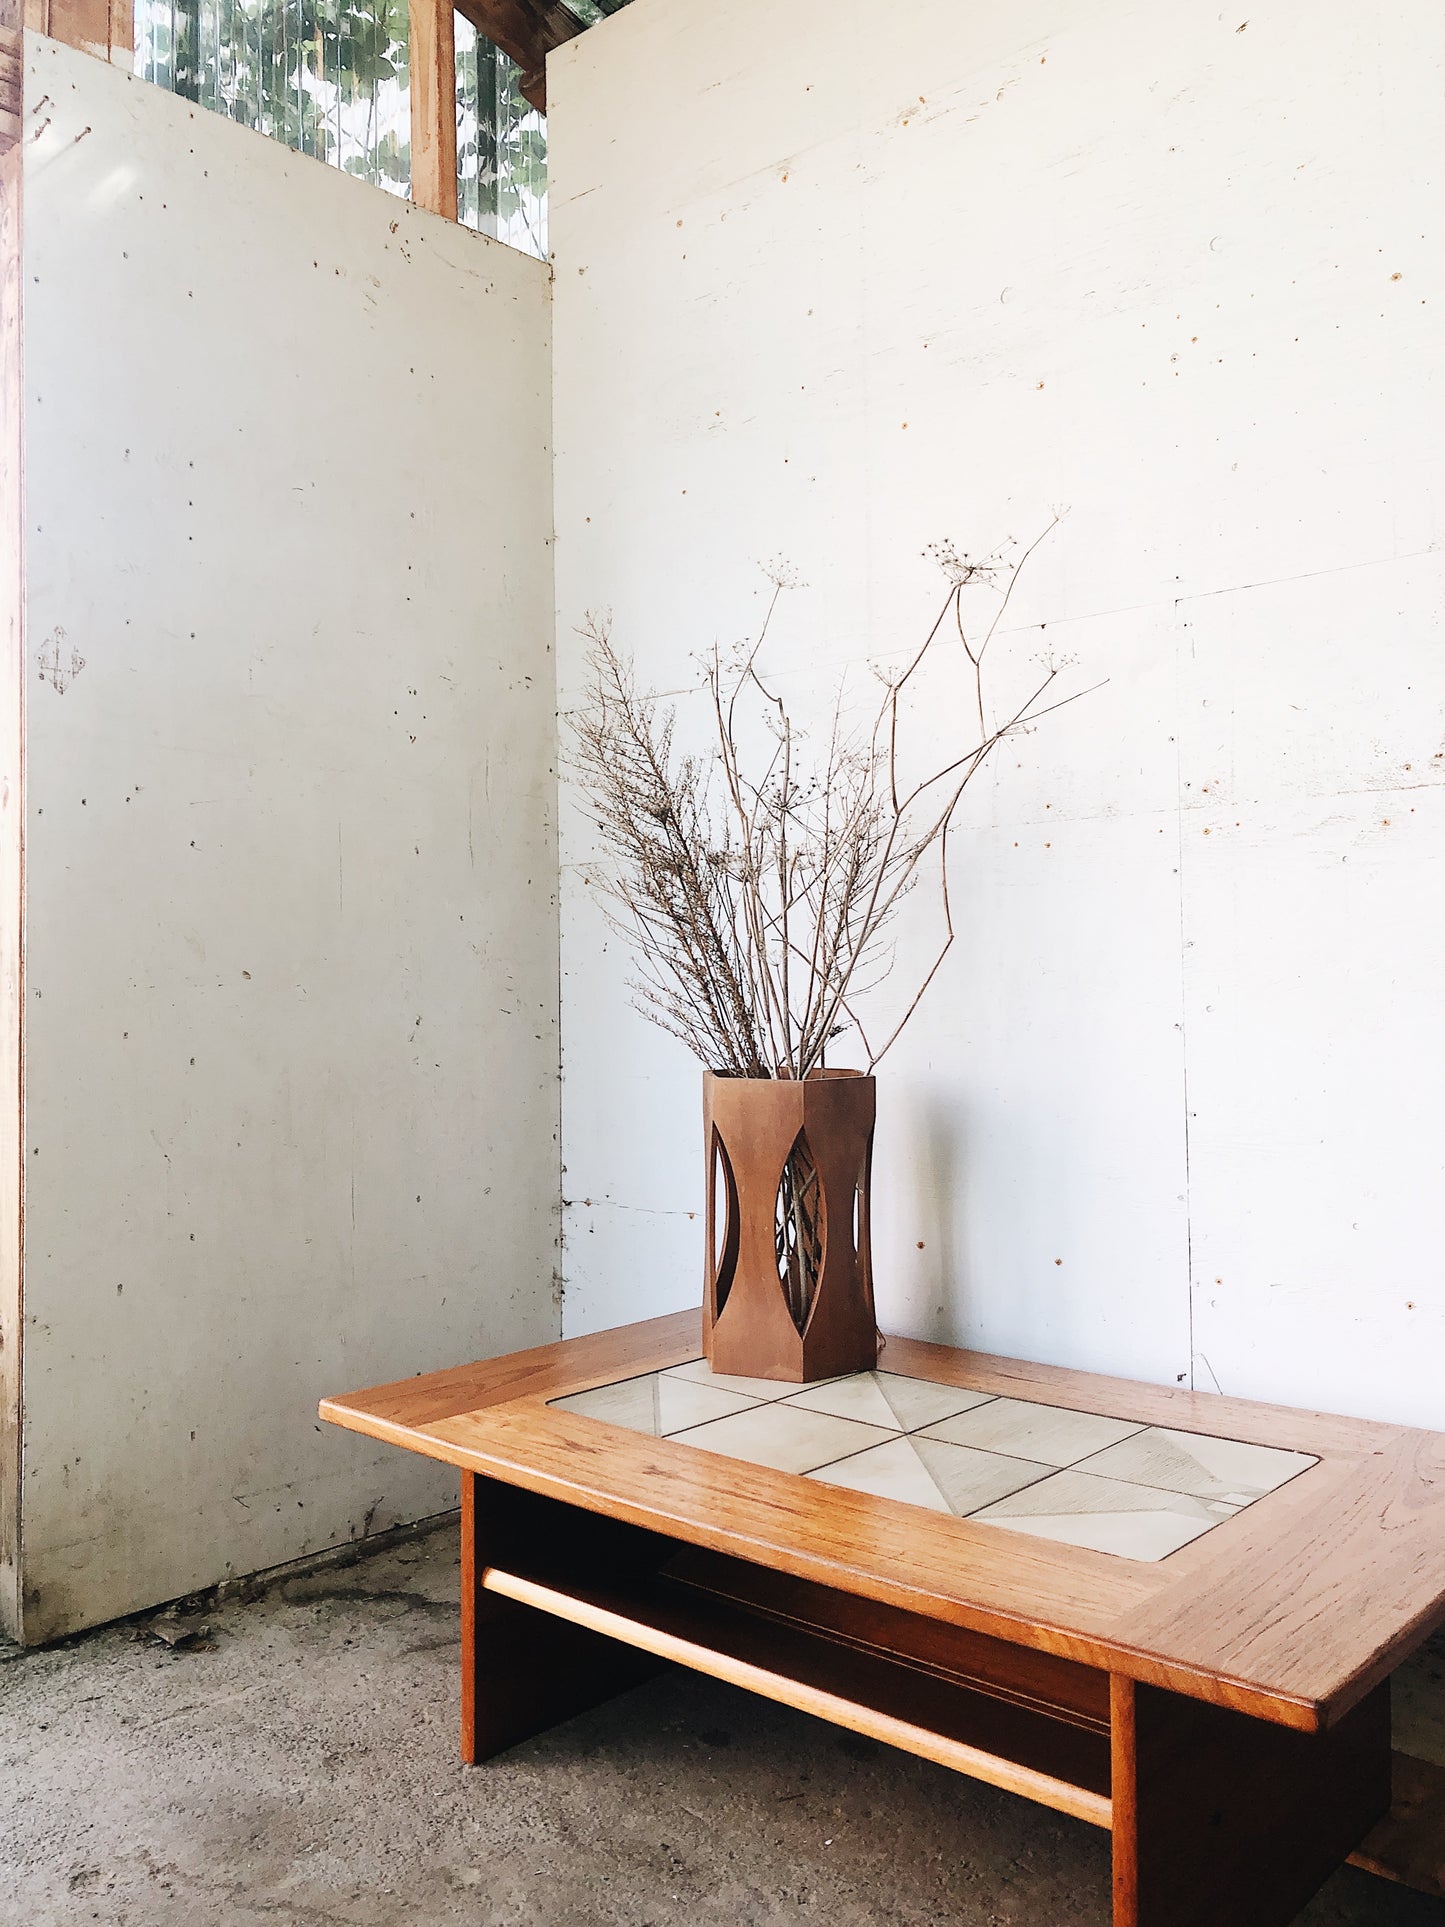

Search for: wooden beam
xmin=26 ymin=0 xmax=133 ymax=63
xmin=0 ymin=0 xmax=23 ymax=1645
xmin=409 ymin=0 xmax=459 ymax=221
xmin=107 ymin=0 xmax=132 ymax=63
xmin=452 ymin=0 xmax=584 ymax=112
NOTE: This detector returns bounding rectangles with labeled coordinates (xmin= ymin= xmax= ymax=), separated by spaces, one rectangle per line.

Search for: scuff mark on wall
xmin=35 ymin=623 xmax=82 ymax=693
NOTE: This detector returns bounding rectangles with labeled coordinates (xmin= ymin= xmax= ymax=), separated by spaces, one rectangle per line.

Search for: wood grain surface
xmin=1111 ymin=1675 xmax=1390 ymax=1926
xmin=321 ymin=1310 xmax=1445 ymax=1732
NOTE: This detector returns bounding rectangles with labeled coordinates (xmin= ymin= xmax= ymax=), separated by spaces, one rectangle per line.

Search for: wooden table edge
xmin=319 ymin=1312 xmax=1445 ymax=1737
xmin=319 ymin=1384 xmax=1336 ymax=1733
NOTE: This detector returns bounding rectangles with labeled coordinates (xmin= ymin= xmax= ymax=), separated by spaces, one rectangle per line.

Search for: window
xmin=454 ymin=14 xmax=546 ymax=258
xmin=135 ymin=0 xmax=414 ymax=201
xmin=134 ymin=0 xmax=649 ymax=259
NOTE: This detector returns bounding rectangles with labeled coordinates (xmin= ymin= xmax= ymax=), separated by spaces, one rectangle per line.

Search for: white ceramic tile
xmin=662 ymin=1358 xmax=812 ymax=1402
xmin=667 ymin=1402 xmax=894 ymax=1476
xmin=550 ymin=1374 xmax=662 ymax=1433
xmin=875 ymin=1374 xmax=998 ymax=1432
xmin=550 ymin=1361 xmax=1297 ymax=1565
xmin=551 ymin=1371 xmax=761 ymax=1435
xmin=783 ymin=1371 xmax=994 ymax=1433
xmin=1075 ymin=1426 xmax=1317 ymax=1507
xmin=910 ymin=1437 xmax=1052 ymax=1516
xmin=810 ymin=1435 xmax=1048 ymax=1518
xmin=919 ymin=1397 xmax=1145 ymax=1467
xmin=971 ymin=1470 xmax=1239 ymax=1562
xmin=808 ymin=1436 xmax=953 ymax=1512
xmin=656 ymin=1377 xmax=767 ymax=1435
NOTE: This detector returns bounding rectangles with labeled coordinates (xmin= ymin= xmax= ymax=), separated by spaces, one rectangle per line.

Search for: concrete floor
xmin=3 ymin=1519 xmax=1443 ymax=1927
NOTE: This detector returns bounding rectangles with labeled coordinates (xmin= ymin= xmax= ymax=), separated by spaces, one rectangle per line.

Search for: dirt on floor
xmin=2 ymin=1518 xmax=1442 ymax=1927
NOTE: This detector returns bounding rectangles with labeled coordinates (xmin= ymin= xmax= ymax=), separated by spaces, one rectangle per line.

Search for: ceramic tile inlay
xmin=667 ymin=1403 xmax=895 ymax=1477
xmin=782 ymin=1371 xmax=994 ymax=1433
xmin=1074 ymin=1425 xmax=1317 ymax=1507
xmin=971 ymin=1469 xmax=1240 ymax=1562
xmin=810 ymin=1435 xmax=1048 ymax=1516
xmin=547 ymin=1359 xmax=1319 ymax=1564
xmin=918 ymin=1397 xmax=1146 ymax=1468
xmin=661 ymin=1359 xmax=826 ymax=1403
xmin=551 ymin=1371 xmax=762 ymax=1438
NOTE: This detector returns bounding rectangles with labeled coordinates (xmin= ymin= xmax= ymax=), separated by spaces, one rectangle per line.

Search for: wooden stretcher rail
xmin=480 ymin=1562 xmax=1114 ymax=1831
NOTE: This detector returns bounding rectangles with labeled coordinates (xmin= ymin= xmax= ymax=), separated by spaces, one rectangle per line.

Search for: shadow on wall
xmin=908 ymin=1092 xmax=972 ymax=1352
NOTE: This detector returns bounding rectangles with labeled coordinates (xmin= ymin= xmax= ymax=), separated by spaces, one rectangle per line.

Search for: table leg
xmin=1110 ymin=1674 xmax=1391 ymax=1927
xmin=459 ymin=1471 xmax=659 ymax=1764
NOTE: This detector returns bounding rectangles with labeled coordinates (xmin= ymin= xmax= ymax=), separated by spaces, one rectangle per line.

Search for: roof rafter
xmin=453 ymin=0 xmax=585 ymax=112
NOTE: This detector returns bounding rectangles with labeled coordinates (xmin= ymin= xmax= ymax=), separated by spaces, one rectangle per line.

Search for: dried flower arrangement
xmin=570 ymin=520 xmax=1096 ymax=1082
xmin=569 ymin=522 xmax=1098 ymax=1376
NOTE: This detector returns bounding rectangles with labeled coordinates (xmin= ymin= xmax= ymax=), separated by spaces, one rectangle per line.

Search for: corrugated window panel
xmin=454 ymin=10 xmax=546 ymax=261
xmin=135 ymin=0 xmax=411 ymax=200
xmin=133 ymin=0 xmax=635 ymax=252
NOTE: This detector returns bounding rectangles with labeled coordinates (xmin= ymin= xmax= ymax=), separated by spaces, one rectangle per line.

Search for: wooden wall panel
xmin=0 ymin=0 xmax=23 ymax=1643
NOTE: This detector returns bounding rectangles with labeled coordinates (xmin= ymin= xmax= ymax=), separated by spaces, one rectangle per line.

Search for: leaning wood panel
xmin=0 ymin=0 xmax=22 ymax=1644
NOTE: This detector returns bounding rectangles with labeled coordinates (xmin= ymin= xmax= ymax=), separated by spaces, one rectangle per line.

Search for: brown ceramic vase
xmin=702 ymin=1067 xmax=878 ymax=1384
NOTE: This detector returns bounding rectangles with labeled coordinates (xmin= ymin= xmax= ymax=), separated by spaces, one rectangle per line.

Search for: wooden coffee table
xmin=321 ymin=1310 xmax=1445 ymax=1926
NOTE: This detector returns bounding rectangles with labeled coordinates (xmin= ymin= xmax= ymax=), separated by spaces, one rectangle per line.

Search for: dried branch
xmin=567 ymin=523 xmax=1099 ymax=1080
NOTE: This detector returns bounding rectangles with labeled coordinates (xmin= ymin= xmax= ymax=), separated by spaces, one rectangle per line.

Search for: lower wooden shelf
xmin=480 ymin=1559 xmax=1112 ymax=1830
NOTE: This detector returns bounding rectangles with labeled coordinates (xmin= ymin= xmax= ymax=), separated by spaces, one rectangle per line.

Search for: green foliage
xmin=143 ymin=0 xmax=414 ymax=192
xmin=140 ymin=0 xmax=551 ymax=246
xmin=455 ymin=24 xmax=547 ymax=254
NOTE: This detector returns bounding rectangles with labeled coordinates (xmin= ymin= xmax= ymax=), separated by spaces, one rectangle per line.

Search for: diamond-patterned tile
xmin=661 ymin=1359 xmax=810 ymax=1403
xmin=667 ymin=1402 xmax=893 ymax=1476
xmin=919 ymin=1397 xmax=1144 ymax=1467
xmin=1075 ymin=1426 xmax=1317 ymax=1506
xmin=552 ymin=1371 xmax=762 ymax=1436
xmin=808 ymin=1436 xmax=951 ymax=1512
xmin=782 ymin=1371 xmax=993 ymax=1433
xmin=546 ymin=1358 xmax=1292 ymax=1564
xmin=911 ymin=1436 xmax=1050 ymax=1515
xmin=550 ymin=1374 xmax=661 ymax=1434
xmin=971 ymin=1469 xmax=1239 ymax=1561
xmin=810 ymin=1434 xmax=1046 ymax=1516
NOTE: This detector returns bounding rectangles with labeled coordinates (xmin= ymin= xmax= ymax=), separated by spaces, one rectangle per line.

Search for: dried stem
xmin=568 ymin=524 xmax=1100 ymax=1081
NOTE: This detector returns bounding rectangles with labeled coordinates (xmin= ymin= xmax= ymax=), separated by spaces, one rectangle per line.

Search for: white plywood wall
xmin=548 ymin=0 xmax=1445 ymax=1426
xmin=18 ymin=37 xmax=559 ymax=1640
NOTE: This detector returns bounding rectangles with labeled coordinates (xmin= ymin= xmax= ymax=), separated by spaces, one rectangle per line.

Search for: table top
xmin=320 ymin=1309 xmax=1445 ymax=1734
